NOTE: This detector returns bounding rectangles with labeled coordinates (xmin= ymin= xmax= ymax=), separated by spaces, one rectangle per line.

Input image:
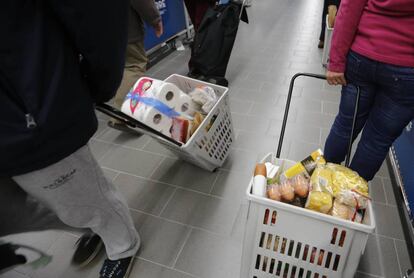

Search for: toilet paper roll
xmin=175 ymin=93 xmax=198 ymax=117
xmin=135 ymin=105 xmax=173 ymax=137
xmin=149 ymin=82 xmax=184 ymax=109
xmin=131 ymin=77 xmax=164 ymax=95
xmin=122 ymin=77 xmax=164 ymax=116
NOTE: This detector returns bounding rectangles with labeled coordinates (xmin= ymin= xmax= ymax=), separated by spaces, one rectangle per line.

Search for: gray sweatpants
xmin=0 ymin=145 xmax=140 ymax=260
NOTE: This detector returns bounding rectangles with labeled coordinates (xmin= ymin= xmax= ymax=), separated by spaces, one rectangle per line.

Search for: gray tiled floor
xmin=1 ymin=0 xmax=413 ymax=277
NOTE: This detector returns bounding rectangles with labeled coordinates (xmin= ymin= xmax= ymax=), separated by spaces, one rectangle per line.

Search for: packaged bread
xmin=305 ymin=191 xmax=333 ymax=214
xmin=326 ymin=163 xmax=369 ymax=197
xmin=310 ymin=164 xmax=334 ymax=195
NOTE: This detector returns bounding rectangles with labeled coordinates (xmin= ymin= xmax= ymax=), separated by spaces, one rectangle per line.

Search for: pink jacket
xmin=328 ymin=0 xmax=414 ymax=72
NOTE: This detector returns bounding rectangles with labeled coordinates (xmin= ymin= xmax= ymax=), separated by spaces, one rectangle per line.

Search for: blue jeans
xmin=324 ymin=51 xmax=414 ymax=181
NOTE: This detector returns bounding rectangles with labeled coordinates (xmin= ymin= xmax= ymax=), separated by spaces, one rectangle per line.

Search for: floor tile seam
xmin=171 ymin=228 xmax=193 ymax=268
xmin=393 ymin=238 xmax=404 ymax=277
xmin=380 ymin=177 xmax=392 ymax=205
xmin=94 ymin=140 xmax=117 ymax=163
xmin=158 ymin=187 xmax=178 ymax=217
xmin=208 ymin=171 xmax=222 ymax=195
xmin=355 ymin=270 xmax=384 ymax=278
xmin=140 ymin=137 xmax=153 ymax=150
xmin=135 ymin=256 xmax=200 ymax=278
xmin=96 ymin=146 xmax=113 ymax=164
xmin=110 ymin=172 xmax=121 ymax=183
xmin=128 ymin=207 xmax=231 ymax=238
xmin=101 ymin=166 xmax=236 ymax=200
xmin=92 ymin=138 xmax=167 ymax=159
xmin=371 ymin=200 xmax=397 ymax=208
xmin=149 ymin=156 xmax=166 ymax=178
xmin=373 ymin=232 xmax=404 ymax=242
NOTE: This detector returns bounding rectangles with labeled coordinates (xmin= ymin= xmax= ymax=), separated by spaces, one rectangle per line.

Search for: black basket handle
xmin=276 ymin=73 xmax=360 ymax=167
xmin=95 ymin=103 xmax=182 ymax=147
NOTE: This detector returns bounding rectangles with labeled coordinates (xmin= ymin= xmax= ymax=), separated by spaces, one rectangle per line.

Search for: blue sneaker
xmin=99 ymin=256 xmax=135 ymax=278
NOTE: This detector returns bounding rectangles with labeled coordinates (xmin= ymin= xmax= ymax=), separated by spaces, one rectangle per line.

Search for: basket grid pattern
xmin=196 ymin=108 xmax=233 ymax=162
xmin=249 ymin=207 xmax=351 ymax=278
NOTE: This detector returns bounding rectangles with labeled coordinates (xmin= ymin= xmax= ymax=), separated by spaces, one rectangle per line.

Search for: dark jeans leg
xmin=350 ymin=64 xmax=414 ymax=180
xmin=324 ymin=51 xmax=414 ymax=181
xmin=324 ymin=51 xmax=376 ymax=164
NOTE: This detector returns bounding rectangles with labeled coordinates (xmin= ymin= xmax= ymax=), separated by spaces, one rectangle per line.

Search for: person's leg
xmin=350 ymin=64 xmax=414 ymax=181
xmin=12 ymin=145 xmax=140 ymax=261
xmin=113 ymin=40 xmax=148 ymax=111
xmin=324 ymin=51 xmax=377 ymax=163
xmin=319 ymin=0 xmax=329 ymax=46
xmin=0 ymin=177 xmax=72 ymax=237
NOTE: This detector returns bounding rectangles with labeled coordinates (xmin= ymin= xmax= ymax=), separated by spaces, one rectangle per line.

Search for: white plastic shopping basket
xmin=241 ymin=73 xmax=376 ymax=278
xmin=96 ymin=74 xmax=234 ymax=172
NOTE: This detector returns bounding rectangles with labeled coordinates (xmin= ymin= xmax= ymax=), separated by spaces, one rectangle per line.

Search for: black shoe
xmin=0 ymin=243 xmax=27 ymax=274
xmin=99 ymin=256 xmax=135 ymax=278
xmin=71 ymin=234 xmax=103 ymax=268
xmin=107 ymin=121 xmax=141 ymax=135
xmin=205 ymin=76 xmax=229 ymax=87
xmin=318 ymin=40 xmax=324 ymax=49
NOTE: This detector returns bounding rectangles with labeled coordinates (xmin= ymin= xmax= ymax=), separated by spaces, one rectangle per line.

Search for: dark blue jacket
xmin=0 ymin=0 xmax=128 ymax=176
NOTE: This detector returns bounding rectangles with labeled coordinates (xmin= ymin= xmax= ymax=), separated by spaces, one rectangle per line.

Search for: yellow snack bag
xmin=283 ymin=149 xmax=326 ymax=179
xmin=305 ymin=191 xmax=333 ymax=214
xmin=327 ymin=163 xmax=369 ymax=197
xmin=309 ymin=164 xmax=334 ymax=195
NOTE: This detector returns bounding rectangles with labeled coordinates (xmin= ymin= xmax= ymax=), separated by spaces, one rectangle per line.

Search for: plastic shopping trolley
xmin=96 ymin=74 xmax=234 ymax=172
xmin=241 ymin=73 xmax=376 ymax=278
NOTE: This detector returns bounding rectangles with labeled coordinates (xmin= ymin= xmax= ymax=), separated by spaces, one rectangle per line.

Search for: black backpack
xmin=189 ymin=1 xmax=248 ymax=86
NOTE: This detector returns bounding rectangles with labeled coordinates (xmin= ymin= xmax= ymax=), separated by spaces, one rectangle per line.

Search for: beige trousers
xmin=113 ymin=40 xmax=148 ymax=111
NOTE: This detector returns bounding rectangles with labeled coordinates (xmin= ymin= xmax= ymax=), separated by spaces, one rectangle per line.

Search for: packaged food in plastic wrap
xmin=331 ymin=200 xmax=364 ymax=223
xmin=336 ymin=189 xmax=370 ymax=209
xmin=283 ymin=149 xmax=326 ymax=180
xmin=305 ymin=191 xmax=333 ymax=214
xmin=309 ymin=164 xmax=334 ymax=195
xmin=327 ymin=163 xmax=369 ymax=197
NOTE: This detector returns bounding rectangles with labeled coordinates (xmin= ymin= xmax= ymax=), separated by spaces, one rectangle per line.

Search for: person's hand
xmin=327 ymin=71 xmax=347 ymax=86
xmin=154 ymin=21 xmax=163 ymax=38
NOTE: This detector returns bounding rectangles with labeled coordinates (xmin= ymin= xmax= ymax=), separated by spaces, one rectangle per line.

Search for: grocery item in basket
xmin=327 ymin=163 xmax=369 ymax=197
xmin=336 ymin=189 xmax=370 ymax=209
xmin=331 ymin=200 xmax=364 ymax=223
xmin=189 ymin=86 xmax=218 ymax=114
xmin=174 ymin=93 xmax=199 ymax=117
xmin=205 ymin=114 xmax=218 ymax=132
xmin=291 ymin=196 xmax=307 ymax=208
xmin=265 ymin=162 xmax=279 ymax=179
xmin=170 ymin=118 xmax=190 ymax=143
xmin=134 ymin=105 xmax=173 ymax=137
xmin=305 ymin=191 xmax=333 ymax=214
xmin=190 ymin=112 xmax=205 ymax=136
xmin=279 ymin=180 xmax=295 ymax=202
xmin=253 ymin=164 xmax=267 ymax=197
xmin=310 ymin=164 xmax=334 ymax=195
xmin=282 ymin=149 xmax=326 ymax=180
xmin=266 ymin=184 xmax=281 ymax=201
xmin=291 ymin=174 xmax=310 ymax=198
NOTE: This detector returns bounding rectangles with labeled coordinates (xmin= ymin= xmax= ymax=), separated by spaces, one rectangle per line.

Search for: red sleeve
xmin=328 ymin=0 xmax=367 ymax=72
